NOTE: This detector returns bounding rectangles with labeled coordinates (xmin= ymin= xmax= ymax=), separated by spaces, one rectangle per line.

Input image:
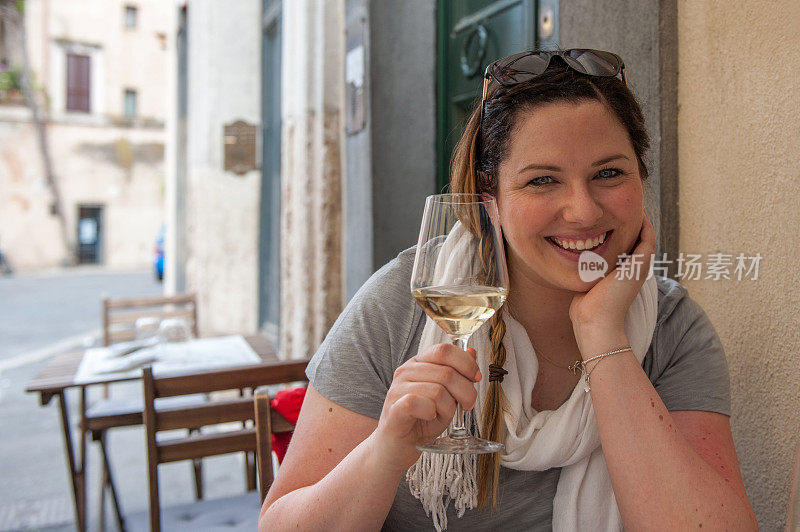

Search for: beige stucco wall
xmin=25 ymin=0 xmax=169 ymax=123
xmin=678 ymin=1 xmax=800 ymax=528
xmin=0 ymin=0 xmax=169 ymax=270
xmin=0 ymin=106 xmax=165 ymax=270
xmin=180 ymin=0 xmax=261 ymax=337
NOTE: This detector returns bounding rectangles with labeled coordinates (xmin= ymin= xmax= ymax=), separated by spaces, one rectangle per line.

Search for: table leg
xmin=56 ymin=390 xmax=86 ymax=532
xmin=79 ymin=387 xmax=87 ymax=530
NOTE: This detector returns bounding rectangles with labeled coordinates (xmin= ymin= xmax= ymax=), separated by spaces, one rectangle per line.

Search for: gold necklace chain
xmin=507 ymin=306 xmax=583 ymax=375
xmin=534 ymin=347 xmax=583 ymax=375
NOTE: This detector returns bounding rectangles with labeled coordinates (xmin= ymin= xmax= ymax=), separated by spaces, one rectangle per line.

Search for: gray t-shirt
xmin=307 ymin=247 xmax=731 ymax=531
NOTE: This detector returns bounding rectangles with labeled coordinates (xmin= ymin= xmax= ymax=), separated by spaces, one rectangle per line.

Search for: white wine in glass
xmin=412 ymin=285 xmax=506 ymax=338
xmin=410 ymin=193 xmax=509 ymax=454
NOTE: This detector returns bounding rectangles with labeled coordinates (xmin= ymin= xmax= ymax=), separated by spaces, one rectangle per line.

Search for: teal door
xmin=437 ymin=0 xmax=556 ymax=190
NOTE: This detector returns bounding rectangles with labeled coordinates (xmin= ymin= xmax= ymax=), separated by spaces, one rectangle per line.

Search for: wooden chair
xmin=101 ymin=293 xmax=199 ymax=346
xmin=254 ymin=391 xmax=297 ymax=501
xmin=142 ymin=361 xmax=308 ymax=532
xmin=83 ymin=294 xmax=203 ymax=529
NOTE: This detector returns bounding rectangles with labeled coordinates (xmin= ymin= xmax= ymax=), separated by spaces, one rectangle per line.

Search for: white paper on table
xmin=74 ymin=335 xmax=261 ymax=385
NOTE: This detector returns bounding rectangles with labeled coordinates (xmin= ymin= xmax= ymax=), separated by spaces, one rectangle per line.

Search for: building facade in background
xmin=0 ymin=0 xmax=168 ymax=271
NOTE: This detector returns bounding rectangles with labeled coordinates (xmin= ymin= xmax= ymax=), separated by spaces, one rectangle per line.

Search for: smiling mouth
xmin=546 ymin=230 xmax=612 ymax=253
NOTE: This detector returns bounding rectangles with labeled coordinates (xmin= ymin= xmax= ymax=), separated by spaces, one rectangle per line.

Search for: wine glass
xmin=157 ymin=318 xmax=192 ymax=343
xmin=157 ymin=318 xmax=193 ymax=360
xmin=134 ymin=316 xmax=161 ymax=343
xmin=410 ymin=193 xmax=509 ymax=454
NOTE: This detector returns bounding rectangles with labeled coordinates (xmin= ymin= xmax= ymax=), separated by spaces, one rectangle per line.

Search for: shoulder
xmin=322 ymin=245 xmax=420 ymax=351
xmin=306 ymin=247 xmax=423 ymax=419
xmin=647 ymin=276 xmax=731 ymax=415
xmin=351 ymin=246 xmax=417 ymax=310
xmin=654 ymin=276 xmax=717 ymax=340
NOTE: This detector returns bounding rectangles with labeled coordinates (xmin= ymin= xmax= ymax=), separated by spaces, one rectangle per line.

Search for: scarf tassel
xmin=406 ymin=409 xmax=480 ymax=531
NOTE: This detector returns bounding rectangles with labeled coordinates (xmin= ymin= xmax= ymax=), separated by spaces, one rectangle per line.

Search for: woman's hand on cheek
xmin=568 ymin=210 xmax=655 ymax=356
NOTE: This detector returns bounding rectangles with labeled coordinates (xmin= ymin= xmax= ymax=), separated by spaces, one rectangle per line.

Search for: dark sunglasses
xmin=476 ymin=49 xmax=627 ymax=174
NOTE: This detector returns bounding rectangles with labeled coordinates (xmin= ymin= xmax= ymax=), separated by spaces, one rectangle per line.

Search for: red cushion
xmin=269 ymin=387 xmax=306 ymax=463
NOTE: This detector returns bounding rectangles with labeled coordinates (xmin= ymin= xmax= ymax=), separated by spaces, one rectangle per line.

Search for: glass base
xmin=416 ymin=435 xmax=505 ymax=455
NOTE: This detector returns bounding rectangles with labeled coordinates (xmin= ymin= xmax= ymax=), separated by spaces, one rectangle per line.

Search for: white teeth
xmin=552 ymin=232 xmax=607 ymax=251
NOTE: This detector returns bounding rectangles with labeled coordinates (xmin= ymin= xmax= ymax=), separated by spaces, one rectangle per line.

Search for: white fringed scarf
xmin=406 ymin=226 xmax=658 ymax=531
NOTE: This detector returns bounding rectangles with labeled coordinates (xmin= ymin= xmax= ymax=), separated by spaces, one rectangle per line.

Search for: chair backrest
xmin=102 ymin=293 xmax=199 ymax=345
xmin=143 ymin=361 xmax=308 ymax=532
xmin=254 ymin=391 xmax=296 ymax=501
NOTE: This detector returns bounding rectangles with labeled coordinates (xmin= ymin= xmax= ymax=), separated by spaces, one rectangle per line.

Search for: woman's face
xmin=494 ymin=100 xmax=645 ymax=293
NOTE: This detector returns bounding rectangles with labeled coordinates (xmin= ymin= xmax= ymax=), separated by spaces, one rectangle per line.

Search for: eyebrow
xmin=517 ymin=154 xmax=631 ymax=174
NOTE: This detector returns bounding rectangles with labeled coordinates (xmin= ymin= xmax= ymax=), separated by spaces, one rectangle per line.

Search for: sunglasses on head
xmin=483 ymin=49 xmax=626 ymax=92
xmin=476 ymin=49 xmax=627 ymax=176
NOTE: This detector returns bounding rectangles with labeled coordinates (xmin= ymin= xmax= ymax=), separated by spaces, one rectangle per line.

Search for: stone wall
xmin=280 ymin=0 xmax=345 ymax=359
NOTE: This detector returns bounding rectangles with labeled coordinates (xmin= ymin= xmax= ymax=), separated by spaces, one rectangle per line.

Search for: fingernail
xmin=474 ymin=370 xmax=482 ymax=382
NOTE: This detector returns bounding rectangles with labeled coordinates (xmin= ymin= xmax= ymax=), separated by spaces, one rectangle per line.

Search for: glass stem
xmin=448 ymin=335 xmax=470 ymax=438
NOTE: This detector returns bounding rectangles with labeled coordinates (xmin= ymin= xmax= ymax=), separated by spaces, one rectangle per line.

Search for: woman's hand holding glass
xmin=372 ymin=343 xmax=481 ymax=472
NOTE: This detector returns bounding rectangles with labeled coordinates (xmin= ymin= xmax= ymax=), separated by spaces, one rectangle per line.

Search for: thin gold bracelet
xmin=579 ymin=346 xmax=632 ymax=392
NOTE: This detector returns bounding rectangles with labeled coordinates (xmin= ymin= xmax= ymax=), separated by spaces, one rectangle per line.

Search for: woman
xmin=260 ymin=50 xmax=756 ymax=530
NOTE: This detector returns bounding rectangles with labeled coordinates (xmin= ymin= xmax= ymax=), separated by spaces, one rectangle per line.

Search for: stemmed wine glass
xmin=410 ymin=193 xmax=509 ymax=454
xmin=156 ymin=318 xmax=193 ymax=360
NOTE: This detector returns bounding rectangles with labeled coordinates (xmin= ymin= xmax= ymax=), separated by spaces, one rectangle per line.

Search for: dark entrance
xmin=76 ymin=205 xmax=103 ymax=264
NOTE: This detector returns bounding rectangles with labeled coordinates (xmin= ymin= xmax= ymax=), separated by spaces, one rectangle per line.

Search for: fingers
xmin=393 ymin=361 xmax=479 ymax=411
xmin=637 ymin=210 xmax=656 ymax=250
xmin=414 ymin=343 xmax=481 ymax=382
xmin=383 ymin=343 xmax=481 ymax=439
xmin=630 ymin=211 xmax=656 ymax=274
xmin=395 ymin=382 xmax=457 ymax=421
xmin=390 ymin=393 xmax=438 ymax=423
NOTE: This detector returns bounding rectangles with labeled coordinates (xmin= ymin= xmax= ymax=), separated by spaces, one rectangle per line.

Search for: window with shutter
xmin=66 ymin=53 xmax=91 ymax=112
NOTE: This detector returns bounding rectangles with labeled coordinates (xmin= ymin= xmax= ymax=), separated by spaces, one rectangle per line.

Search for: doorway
xmin=76 ymin=205 xmax=103 ymax=264
xmin=437 ymin=0 xmax=551 ymax=190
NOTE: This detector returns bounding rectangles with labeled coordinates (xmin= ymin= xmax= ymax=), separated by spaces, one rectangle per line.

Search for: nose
xmin=561 ymin=184 xmax=603 ymax=226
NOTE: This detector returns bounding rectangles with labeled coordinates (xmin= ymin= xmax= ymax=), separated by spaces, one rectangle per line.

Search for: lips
xmin=545 ymin=230 xmax=613 ymax=262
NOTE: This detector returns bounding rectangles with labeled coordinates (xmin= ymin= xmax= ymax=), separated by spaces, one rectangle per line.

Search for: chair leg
xmin=192 ymin=458 xmax=203 ymax=500
xmin=189 ymin=428 xmax=203 ymax=500
xmin=98 ymin=462 xmax=107 ymax=532
xmin=96 ymin=431 xmax=126 ymax=532
xmin=245 ymin=451 xmax=257 ymax=491
xmin=147 ymin=464 xmax=160 ymax=532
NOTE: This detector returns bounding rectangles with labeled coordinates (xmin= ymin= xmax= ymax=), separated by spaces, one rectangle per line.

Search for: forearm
xmin=260 ymin=432 xmax=405 ymax=531
xmin=582 ymin=332 xmax=756 ymax=530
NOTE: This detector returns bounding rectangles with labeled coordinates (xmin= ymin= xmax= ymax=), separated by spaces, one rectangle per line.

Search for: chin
xmin=561 ymin=275 xmax=602 ymax=293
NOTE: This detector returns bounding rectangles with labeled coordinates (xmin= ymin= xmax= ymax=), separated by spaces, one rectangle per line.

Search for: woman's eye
xmin=527 ymin=176 xmax=554 ymax=187
xmin=596 ymin=168 xmax=623 ymax=179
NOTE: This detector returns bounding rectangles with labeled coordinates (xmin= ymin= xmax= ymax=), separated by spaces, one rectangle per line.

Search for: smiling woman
xmin=259 ymin=51 xmax=756 ymax=532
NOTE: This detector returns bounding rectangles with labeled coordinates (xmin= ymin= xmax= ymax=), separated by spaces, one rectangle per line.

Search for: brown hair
xmin=451 ymin=57 xmax=651 ymax=510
